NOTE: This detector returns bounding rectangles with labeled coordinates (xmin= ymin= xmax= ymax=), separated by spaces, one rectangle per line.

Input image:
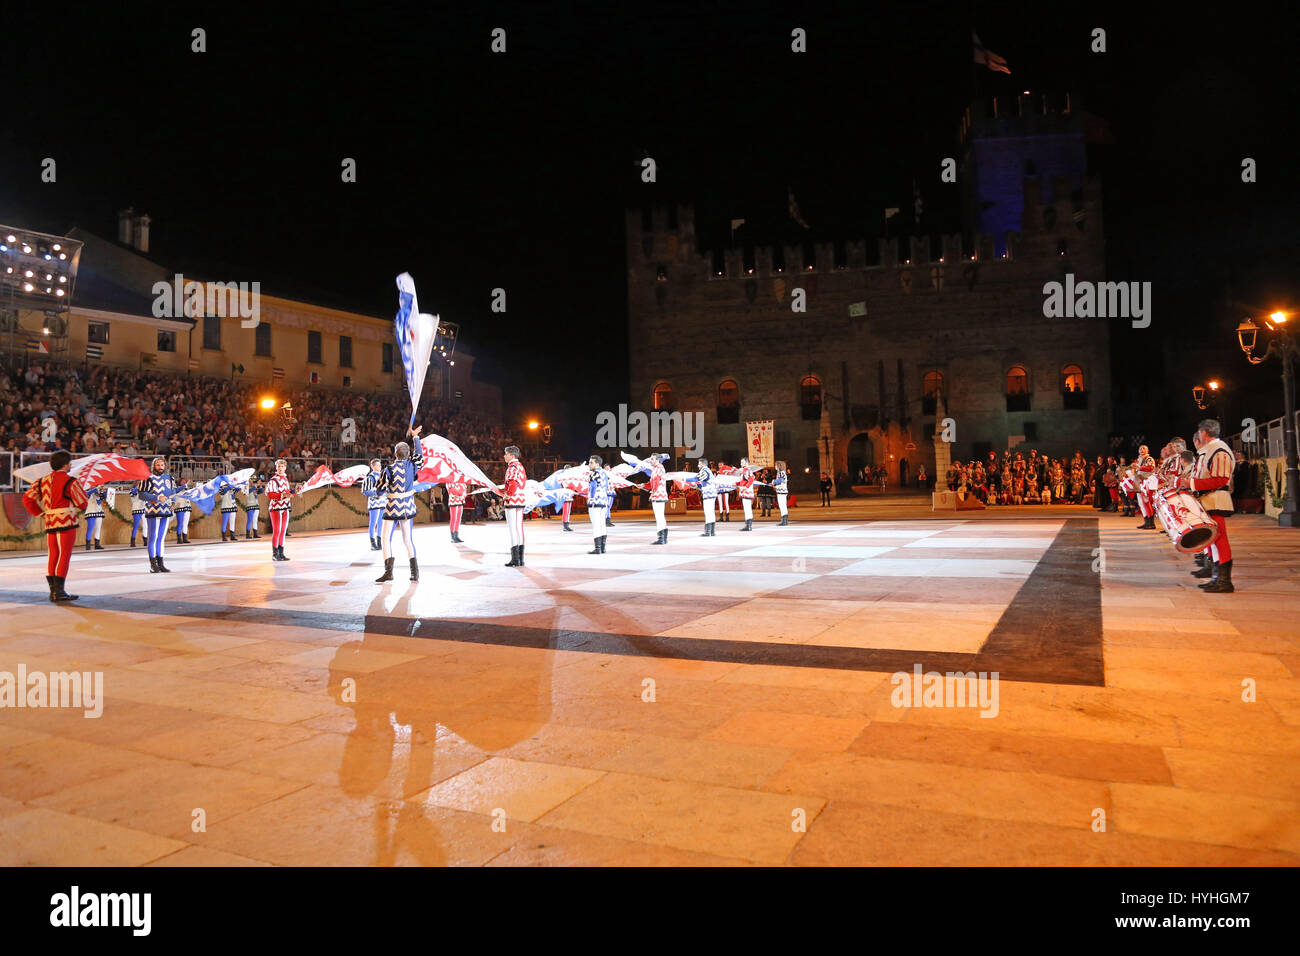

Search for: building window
xmin=1062 ymin=364 xmax=1087 ymax=409
xmin=805 ymin=447 xmax=819 ymax=471
xmin=1006 ymin=365 xmax=1031 ymax=412
xmin=772 ymin=245 xmax=785 ymax=273
xmin=255 ymin=323 xmax=271 ymax=357
xmin=800 ymin=375 xmax=822 ymax=421
xmin=922 ymin=370 xmax=943 ymax=415
xmin=717 ymin=379 xmax=740 ymax=424
xmin=339 ymin=335 xmax=353 ymax=368
xmin=88 ymin=321 xmax=110 ymax=344
xmin=653 ymin=382 xmax=674 ymax=411
xmin=382 ymin=342 xmax=394 ymax=373
xmin=202 ymin=314 xmax=221 ymax=351
xmin=307 ymin=330 xmax=322 ymax=364
xmin=775 ymin=429 xmax=791 ymax=450
xmin=157 ymin=329 xmax=176 ymax=352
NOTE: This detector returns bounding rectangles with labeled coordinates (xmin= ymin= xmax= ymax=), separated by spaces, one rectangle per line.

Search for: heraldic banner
xmin=745 ymin=420 xmax=775 ymax=468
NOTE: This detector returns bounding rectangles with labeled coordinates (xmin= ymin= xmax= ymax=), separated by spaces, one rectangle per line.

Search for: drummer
xmin=1133 ymin=444 xmax=1158 ymax=530
xmin=1182 ymin=420 xmax=1236 ymax=593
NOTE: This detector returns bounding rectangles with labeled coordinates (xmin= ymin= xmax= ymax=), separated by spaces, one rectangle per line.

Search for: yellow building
xmin=4 ymin=213 xmax=499 ymax=417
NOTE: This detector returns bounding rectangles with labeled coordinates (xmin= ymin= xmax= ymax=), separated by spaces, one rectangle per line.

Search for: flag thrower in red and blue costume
xmin=394 ymin=273 xmax=441 ymax=427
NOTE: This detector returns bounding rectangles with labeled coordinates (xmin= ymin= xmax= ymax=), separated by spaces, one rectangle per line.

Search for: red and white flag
xmin=416 ymin=434 xmax=495 ymax=488
xmin=14 ymin=452 xmax=151 ymax=489
xmin=299 ymin=463 xmax=369 ymax=493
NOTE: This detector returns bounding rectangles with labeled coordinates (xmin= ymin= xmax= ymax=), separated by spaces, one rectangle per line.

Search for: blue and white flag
xmin=395 ymin=273 xmax=441 ymax=425
xmin=178 ymin=468 xmax=254 ymax=503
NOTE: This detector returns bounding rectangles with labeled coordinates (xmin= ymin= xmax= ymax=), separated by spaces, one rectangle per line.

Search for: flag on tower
xmin=972 ymin=32 xmax=1010 ymax=74
xmin=394 ymin=272 xmax=441 ymax=426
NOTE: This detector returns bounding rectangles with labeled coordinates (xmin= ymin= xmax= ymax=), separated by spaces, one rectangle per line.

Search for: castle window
xmin=800 ymin=375 xmax=822 ymax=421
xmin=742 ymin=244 xmax=755 ymax=276
xmin=642 ymin=208 xmax=653 ymax=231
xmin=653 ymin=382 xmax=674 ymax=411
xmin=922 ymin=370 xmax=944 ymax=415
xmin=833 ymin=239 xmax=847 ymax=270
xmin=1006 ymin=365 xmax=1031 ymax=412
xmin=772 ymin=245 xmax=785 ymax=273
xmin=656 ymin=264 xmax=668 ymax=282
xmin=802 ymin=241 xmax=816 ymax=271
xmin=717 ymin=379 xmax=740 ymax=424
xmin=711 ymin=248 xmax=725 ymax=278
xmin=1062 ymin=364 xmax=1088 ymax=409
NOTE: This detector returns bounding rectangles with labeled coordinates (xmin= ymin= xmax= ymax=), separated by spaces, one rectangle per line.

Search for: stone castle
xmin=625 ymin=94 xmax=1111 ymax=493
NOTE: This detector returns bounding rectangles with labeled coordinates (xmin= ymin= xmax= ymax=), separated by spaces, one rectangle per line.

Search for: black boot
xmin=709 ymin=522 xmax=716 ymax=536
xmin=94 ymin=540 xmax=105 ymax=550
xmin=563 ymin=521 xmax=573 ymax=532
xmin=84 ymin=540 xmax=91 ymax=551
xmin=51 ymin=576 xmax=77 ymax=602
xmin=376 ymin=557 xmax=395 ymax=582
xmin=1203 ymin=560 xmax=1234 ymax=593
xmin=246 ymin=530 xmax=252 ymax=540
xmin=45 ymin=575 xmax=56 ymax=601
xmin=589 ymin=539 xmax=601 ymax=554
xmin=278 ymin=546 xmax=290 ymax=562
xmin=149 ymin=556 xmax=159 ymax=573
xmin=1191 ymin=560 xmax=1215 ymax=579
xmin=505 ymin=546 xmax=519 ymax=567
xmin=779 ymin=515 xmax=789 ymax=526
xmin=652 ymin=528 xmax=666 ymax=545
xmin=157 ymin=554 xmax=171 ymax=572
xmin=409 ymin=558 xmax=419 ymax=581
xmin=599 ymin=535 xmax=607 ymax=553
xmin=1194 ymin=552 xmax=1208 ymax=568
xmin=253 ymin=528 xmax=260 ymax=539
xmin=516 ymin=546 xmax=524 ymax=566
xmin=1196 ymin=561 xmax=1219 ymax=586
xmin=129 ymin=534 xmax=136 ymax=548
xmin=701 ymin=523 xmax=711 ymax=536
xmin=741 ymin=518 xmax=753 ymax=531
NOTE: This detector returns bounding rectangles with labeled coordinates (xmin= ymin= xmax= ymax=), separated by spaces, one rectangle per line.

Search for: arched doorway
xmin=848 ymin=433 xmax=875 ymax=486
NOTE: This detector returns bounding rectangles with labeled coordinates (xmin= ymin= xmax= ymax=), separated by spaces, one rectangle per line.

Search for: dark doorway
xmin=848 ymin=433 xmax=874 ymax=485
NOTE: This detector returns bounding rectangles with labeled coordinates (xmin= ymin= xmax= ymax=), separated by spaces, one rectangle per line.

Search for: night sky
xmin=2 ymin=0 xmax=1297 ymax=456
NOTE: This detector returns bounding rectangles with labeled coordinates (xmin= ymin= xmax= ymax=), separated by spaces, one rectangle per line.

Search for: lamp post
xmin=1238 ymin=312 xmax=1300 ymax=527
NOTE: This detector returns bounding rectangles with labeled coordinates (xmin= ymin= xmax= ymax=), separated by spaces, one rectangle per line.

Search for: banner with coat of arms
xmin=745 ymin=420 xmax=775 ymax=468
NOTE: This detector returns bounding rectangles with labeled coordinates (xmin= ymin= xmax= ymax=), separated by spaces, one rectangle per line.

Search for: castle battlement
xmin=625 ymin=173 xmax=1101 ymax=282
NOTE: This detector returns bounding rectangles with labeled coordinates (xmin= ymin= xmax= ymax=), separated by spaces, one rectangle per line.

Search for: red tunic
xmin=737 ymin=465 xmax=756 ymax=500
xmin=446 ymin=481 xmax=467 ymax=506
xmin=23 ymin=470 xmax=89 ymax=533
xmin=504 ymin=459 xmax=526 ymax=507
xmin=647 ymin=461 xmax=668 ymax=503
xmin=267 ymin=474 xmax=293 ymax=512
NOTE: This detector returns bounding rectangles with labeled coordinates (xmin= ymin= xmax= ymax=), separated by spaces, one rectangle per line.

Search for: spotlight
xmin=260 ymin=397 xmax=277 ymax=410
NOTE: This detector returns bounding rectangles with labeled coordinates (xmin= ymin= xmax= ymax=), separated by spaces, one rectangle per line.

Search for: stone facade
xmin=627 ymin=165 xmax=1110 ymax=494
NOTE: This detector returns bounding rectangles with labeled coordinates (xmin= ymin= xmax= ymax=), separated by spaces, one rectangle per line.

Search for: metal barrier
xmin=1228 ymin=410 xmax=1300 ymax=461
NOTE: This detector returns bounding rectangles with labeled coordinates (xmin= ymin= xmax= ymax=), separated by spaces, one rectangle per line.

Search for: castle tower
xmin=959 ymin=92 xmax=1087 ymax=256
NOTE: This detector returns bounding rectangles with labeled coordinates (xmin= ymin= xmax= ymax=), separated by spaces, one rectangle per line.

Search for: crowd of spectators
xmin=0 ymin=357 xmax=524 ymax=478
xmin=940 ymin=449 xmax=1136 ymax=508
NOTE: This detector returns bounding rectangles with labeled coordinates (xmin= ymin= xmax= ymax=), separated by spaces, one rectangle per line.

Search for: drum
xmin=1156 ymin=488 xmax=1219 ymax=553
xmin=1119 ymin=473 xmax=1136 ymax=497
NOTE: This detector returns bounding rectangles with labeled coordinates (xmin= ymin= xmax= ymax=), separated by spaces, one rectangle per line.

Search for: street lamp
xmin=1237 ymin=310 xmax=1300 ymax=527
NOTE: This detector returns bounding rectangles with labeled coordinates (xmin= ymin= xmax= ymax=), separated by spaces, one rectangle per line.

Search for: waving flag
xmin=394 ymin=273 xmax=441 ymax=425
xmin=416 ymin=433 xmax=495 ymax=489
xmin=472 ymin=479 xmax=572 ymax=513
xmin=618 ymin=451 xmax=654 ymax=477
xmin=177 ymin=468 xmax=255 ymax=502
xmin=300 ymin=463 xmax=369 ymax=494
xmin=972 ymin=32 xmax=1010 ymax=74
xmin=14 ymin=452 xmax=151 ymax=489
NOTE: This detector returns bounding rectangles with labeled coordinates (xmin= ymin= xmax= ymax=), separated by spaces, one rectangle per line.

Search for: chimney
xmin=132 ymin=213 xmax=151 ymax=253
xmin=117 ymin=207 xmax=135 ymax=244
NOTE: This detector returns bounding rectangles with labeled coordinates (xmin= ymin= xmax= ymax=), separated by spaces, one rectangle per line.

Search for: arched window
xmin=800 ymin=375 xmax=822 ymax=421
xmin=922 ymin=370 xmax=943 ymax=415
xmin=1005 ymin=365 xmax=1031 ymax=412
xmin=717 ymin=379 xmax=740 ymax=424
xmin=653 ymin=382 xmax=674 ymax=411
xmin=1062 ymin=364 xmax=1087 ymax=409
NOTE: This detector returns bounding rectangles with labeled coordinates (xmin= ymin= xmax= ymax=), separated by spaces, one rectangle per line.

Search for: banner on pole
xmin=745 ymin=420 xmax=775 ymax=468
